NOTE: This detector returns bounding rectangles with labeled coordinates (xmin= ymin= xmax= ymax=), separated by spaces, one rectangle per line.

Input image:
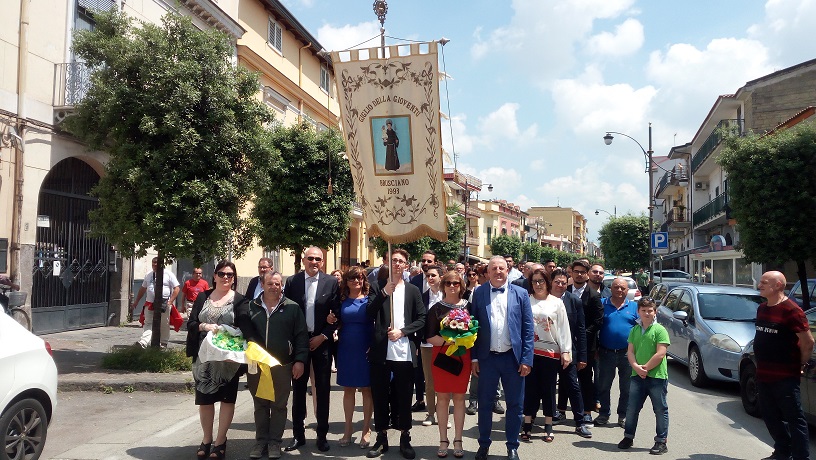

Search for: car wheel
xmin=688 ymin=345 xmax=710 ymax=387
xmin=740 ymin=362 xmax=761 ymax=417
xmin=0 ymin=398 xmax=48 ymax=460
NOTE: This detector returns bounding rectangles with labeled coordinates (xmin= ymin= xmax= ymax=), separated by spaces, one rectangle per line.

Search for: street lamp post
xmin=462 ymin=178 xmax=492 ymax=261
xmin=603 ymin=123 xmax=654 ymax=272
xmin=595 ymin=207 xmax=617 ymax=218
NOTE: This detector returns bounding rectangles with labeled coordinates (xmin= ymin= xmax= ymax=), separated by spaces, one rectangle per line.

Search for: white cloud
xmin=586 ymin=18 xmax=644 ymax=57
xmin=442 ymin=113 xmax=475 ymax=159
xmin=551 ymin=68 xmax=657 ymax=135
xmin=748 ymin=0 xmax=816 ymax=64
xmin=316 ymin=21 xmax=381 ymax=52
xmin=477 ymin=166 xmax=524 ymax=200
xmin=476 ymin=103 xmax=538 ymax=146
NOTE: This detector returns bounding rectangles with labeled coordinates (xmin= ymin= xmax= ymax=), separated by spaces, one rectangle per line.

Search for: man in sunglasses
xmin=245 ymin=257 xmax=273 ymax=301
xmin=410 ymin=250 xmax=438 ymax=294
xmin=283 ymin=247 xmax=339 ymax=453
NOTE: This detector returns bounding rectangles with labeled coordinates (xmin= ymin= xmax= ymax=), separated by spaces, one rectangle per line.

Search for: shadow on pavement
xmin=52 ymin=349 xmax=106 ymax=373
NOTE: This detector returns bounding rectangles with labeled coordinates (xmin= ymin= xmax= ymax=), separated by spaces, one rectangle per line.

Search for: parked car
xmin=656 ymin=284 xmax=764 ymax=387
xmin=0 ymin=312 xmax=58 ymax=460
xmin=603 ymin=275 xmax=642 ymax=301
xmin=648 ymin=281 xmax=688 ymax=307
xmin=652 ymin=269 xmax=693 ymax=283
xmin=787 ymin=278 xmax=816 ymax=309
xmin=739 ymin=306 xmax=816 ymax=421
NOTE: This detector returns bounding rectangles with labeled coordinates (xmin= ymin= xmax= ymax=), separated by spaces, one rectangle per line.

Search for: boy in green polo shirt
xmin=617 ymin=297 xmax=670 ymax=455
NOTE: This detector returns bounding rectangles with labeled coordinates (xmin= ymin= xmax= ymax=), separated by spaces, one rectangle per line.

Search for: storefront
xmin=689 ymin=237 xmax=761 ymax=288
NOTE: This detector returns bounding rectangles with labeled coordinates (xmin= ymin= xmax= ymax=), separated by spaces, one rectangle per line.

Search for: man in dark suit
xmin=551 ymin=268 xmax=592 ymax=437
xmin=409 ymin=249 xmax=437 ymax=412
xmin=565 ymin=260 xmax=604 ymax=425
xmin=244 ymin=257 xmax=272 ymax=301
xmin=366 ymin=248 xmax=426 ymax=459
xmin=511 ymin=262 xmax=540 ymax=291
xmin=283 ymin=247 xmax=339 ymax=453
xmin=471 ymin=256 xmax=534 ymax=460
xmin=589 ymin=263 xmax=612 ymax=298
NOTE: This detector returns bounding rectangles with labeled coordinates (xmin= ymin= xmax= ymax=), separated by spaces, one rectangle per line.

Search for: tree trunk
xmin=294 ymin=248 xmax=302 ymax=274
xmin=151 ymin=252 xmax=165 ymax=348
xmin=797 ymin=259 xmax=810 ymax=311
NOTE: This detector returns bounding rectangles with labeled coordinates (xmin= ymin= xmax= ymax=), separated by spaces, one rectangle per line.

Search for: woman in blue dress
xmin=336 ymin=265 xmax=374 ymax=448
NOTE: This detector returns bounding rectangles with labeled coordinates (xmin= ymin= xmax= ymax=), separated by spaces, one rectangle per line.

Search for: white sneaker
xmin=422 ymin=414 xmax=435 ymax=426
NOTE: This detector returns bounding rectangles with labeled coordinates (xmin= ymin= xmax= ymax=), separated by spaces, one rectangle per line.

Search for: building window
xmin=486 ymin=227 xmax=492 ymax=245
xmin=0 ymin=238 xmax=7 ymax=272
xmin=320 ymin=65 xmax=330 ymax=93
xmin=267 ymin=18 xmax=282 ymax=52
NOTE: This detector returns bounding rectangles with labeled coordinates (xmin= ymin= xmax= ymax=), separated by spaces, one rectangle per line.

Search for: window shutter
xmin=78 ymin=0 xmax=115 ymax=12
xmin=274 ymin=23 xmax=282 ymax=50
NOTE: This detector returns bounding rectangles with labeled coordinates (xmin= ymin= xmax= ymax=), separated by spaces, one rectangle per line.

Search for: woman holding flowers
xmin=425 ymin=271 xmax=477 ymax=458
xmin=521 ymin=268 xmax=571 ymax=444
xmin=186 ymin=259 xmax=249 ymax=460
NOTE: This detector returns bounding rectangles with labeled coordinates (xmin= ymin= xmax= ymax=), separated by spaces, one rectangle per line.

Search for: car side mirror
xmin=672 ymin=310 xmax=688 ymax=325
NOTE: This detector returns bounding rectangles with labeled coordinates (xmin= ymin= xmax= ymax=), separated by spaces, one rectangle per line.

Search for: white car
xmin=652 ymin=269 xmax=693 ymax=283
xmin=603 ymin=275 xmax=643 ymax=301
xmin=0 ymin=312 xmax=57 ymax=460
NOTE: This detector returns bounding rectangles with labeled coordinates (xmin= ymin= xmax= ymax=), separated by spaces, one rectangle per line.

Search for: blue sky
xmin=282 ymin=0 xmax=816 ymax=242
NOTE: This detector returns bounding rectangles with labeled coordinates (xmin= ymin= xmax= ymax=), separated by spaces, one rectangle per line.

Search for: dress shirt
xmin=489 ymin=282 xmax=512 ymax=353
xmin=305 ymin=274 xmax=318 ymax=332
xmin=421 ymin=289 xmax=443 ymax=348
xmin=573 ymin=283 xmax=586 ymax=300
xmin=386 ymin=283 xmax=410 ymax=361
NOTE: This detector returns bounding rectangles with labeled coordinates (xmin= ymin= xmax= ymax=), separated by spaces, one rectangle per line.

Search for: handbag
xmin=433 ymin=351 xmax=464 ymax=376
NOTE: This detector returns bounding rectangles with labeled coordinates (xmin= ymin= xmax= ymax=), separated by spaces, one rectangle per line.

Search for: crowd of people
xmin=162 ymin=246 xmax=814 ymax=460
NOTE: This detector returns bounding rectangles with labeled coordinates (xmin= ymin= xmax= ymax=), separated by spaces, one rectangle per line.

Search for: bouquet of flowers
xmin=439 ymin=309 xmax=479 ymax=356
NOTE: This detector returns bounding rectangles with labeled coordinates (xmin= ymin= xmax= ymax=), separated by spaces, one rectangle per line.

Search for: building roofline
xmin=259 ymin=0 xmax=331 ymax=67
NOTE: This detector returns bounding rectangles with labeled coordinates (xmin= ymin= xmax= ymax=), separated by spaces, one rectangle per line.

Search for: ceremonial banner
xmin=331 ymin=43 xmax=447 ymax=243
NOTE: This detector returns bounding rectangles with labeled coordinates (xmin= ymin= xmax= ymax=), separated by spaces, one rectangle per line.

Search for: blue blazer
xmin=471 ymin=282 xmax=534 ymax=367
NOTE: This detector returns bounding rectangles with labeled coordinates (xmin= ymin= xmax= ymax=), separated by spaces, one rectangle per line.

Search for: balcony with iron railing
xmin=691 ymin=119 xmax=744 ymax=173
xmin=654 ymin=166 xmax=689 ymax=198
xmin=693 ymin=192 xmax=729 ymax=227
xmin=665 ymin=207 xmax=690 ymax=227
xmin=54 ymin=62 xmax=93 ymax=124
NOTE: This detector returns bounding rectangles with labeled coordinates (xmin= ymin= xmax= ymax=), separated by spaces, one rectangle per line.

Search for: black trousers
xmin=291 ymin=339 xmax=331 ymax=439
xmin=559 ymin=353 xmax=596 ymax=413
xmin=371 ymin=360 xmax=414 ymax=432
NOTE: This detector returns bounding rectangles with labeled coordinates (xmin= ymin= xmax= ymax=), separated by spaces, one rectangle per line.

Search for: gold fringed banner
xmin=331 ymin=43 xmax=447 ymax=244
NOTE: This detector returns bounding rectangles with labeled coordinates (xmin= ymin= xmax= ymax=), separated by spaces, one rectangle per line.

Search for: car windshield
xmin=697 ymin=293 xmax=763 ymax=321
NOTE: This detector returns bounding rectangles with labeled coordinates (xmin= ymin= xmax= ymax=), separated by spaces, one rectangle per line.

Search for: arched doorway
xmin=31 ymin=157 xmax=111 ymax=333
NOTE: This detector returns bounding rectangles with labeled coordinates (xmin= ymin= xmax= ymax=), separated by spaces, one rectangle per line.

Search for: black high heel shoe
xmin=209 ymin=440 xmax=227 ymax=460
xmin=196 ymin=442 xmax=212 ymax=459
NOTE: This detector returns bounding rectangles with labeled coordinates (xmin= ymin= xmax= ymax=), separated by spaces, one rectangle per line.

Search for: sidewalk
xmin=42 ymin=321 xmax=194 ymax=392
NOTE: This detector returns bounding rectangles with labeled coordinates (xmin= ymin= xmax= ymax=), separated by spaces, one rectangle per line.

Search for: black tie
xmin=492 ymin=287 xmax=505 ymax=293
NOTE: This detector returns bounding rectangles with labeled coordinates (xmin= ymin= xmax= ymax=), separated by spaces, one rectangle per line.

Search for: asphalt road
xmin=42 ymin=360 xmax=816 ymax=459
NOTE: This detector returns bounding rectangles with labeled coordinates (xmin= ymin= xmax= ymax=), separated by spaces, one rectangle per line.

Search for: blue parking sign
xmin=651 ymin=232 xmax=668 ymax=254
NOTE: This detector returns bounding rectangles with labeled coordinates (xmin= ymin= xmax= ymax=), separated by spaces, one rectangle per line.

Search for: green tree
xmin=65 ymin=10 xmax=275 ymax=346
xmin=253 ymin=123 xmax=355 ymax=273
xmin=719 ymin=121 xmax=816 ymax=309
xmin=598 ymin=214 xmax=649 ymax=273
xmin=369 ymin=207 xmax=463 ymax=264
xmin=489 ymin=234 xmax=523 ymax=261
xmin=521 ymin=241 xmax=543 ymax=263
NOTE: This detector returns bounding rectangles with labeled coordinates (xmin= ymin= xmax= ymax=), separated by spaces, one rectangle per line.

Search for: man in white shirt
xmin=505 ymin=255 xmax=523 ymax=283
xmin=132 ymin=257 xmax=180 ymax=348
xmin=366 ymin=249 xmax=426 ymax=460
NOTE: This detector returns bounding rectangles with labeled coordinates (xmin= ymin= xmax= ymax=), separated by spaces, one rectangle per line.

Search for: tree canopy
xmin=370 ymin=208 xmax=465 ymax=264
xmin=598 ymin=215 xmax=649 ymax=272
xmin=252 ymin=123 xmax=354 ymax=272
xmin=65 ymin=9 xmax=276 ymax=262
xmin=489 ymin=234 xmax=523 ymax=261
xmin=719 ymin=121 xmax=816 ymax=308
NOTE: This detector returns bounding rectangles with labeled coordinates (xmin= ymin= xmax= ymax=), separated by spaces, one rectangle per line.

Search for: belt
xmin=600 ymin=346 xmax=627 ymax=354
xmin=490 ymin=349 xmax=512 ymax=355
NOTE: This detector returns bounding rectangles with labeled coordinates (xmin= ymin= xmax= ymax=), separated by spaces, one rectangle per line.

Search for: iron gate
xmin=31 ymin=157 xmax=111 ymax=334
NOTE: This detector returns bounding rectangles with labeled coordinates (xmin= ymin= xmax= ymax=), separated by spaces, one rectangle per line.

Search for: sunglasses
xmin=532 ymin=279 xmax=547 ymax=286
xmin=421 ymin=259 xmax=434 ymax=264
xmin=468 ymin=272 xmax=478 ymax=277
xmin=444 ymin=281 xmax=461 ymax=287
xmin=306 ymin=256 xmax=323 ymax=262
xmin=216 ymin=271 xmax=235 ymax=279
xmin=347 ymin=275 xmax=365 ymax=282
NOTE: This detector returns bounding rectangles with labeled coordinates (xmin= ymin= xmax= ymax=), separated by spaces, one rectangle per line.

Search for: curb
xmin=58 ymin=372 xmax=194 ymax=393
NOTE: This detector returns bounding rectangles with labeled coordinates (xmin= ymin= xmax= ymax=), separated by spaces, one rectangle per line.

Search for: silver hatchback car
xmin=656 ymin=284 xmax=764 ymax=387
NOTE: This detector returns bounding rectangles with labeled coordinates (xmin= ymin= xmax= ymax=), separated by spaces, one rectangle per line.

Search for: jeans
xmin=623 ymin=376 xmax=668 ymax=442
xmin=758 ymin=377 xmax=810 ymax=460
xmin=597 ymin=347 xmax=631 ymax=418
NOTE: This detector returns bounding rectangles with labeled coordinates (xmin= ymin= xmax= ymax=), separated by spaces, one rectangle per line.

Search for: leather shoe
xmin=399 ymin=432 xmax=415 ymax=459
xmin=475 ymin=446 xmax=489 ymax=460
xmin=493 ymin=401 xmax=505 ymax=414
xmin=316 ymin=438 xmax=330 ymax=452
xmin=507 ymin=448 xmax=520 ymax=460
xmin=283 ymin=438 xmax=305 ymax=452
xmin=411 ymin=400 xmax=426 ymax=412
xmin=367 ymin=433 xmax=389 ymax=458
xmin=466 ymin=401 xmax=478 ymax=415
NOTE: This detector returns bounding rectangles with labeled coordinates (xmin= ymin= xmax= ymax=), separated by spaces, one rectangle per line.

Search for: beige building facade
xmin=526 ymin=207 xmax=588 ymax=254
